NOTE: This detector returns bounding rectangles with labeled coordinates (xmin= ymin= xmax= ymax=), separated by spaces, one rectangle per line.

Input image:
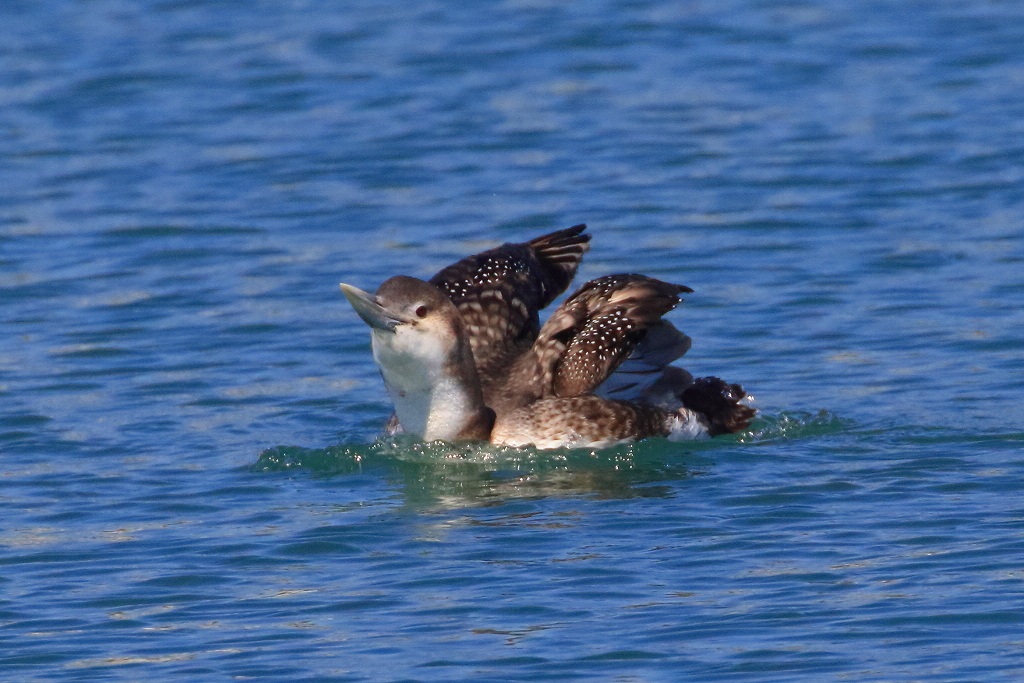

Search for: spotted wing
xmin=525 ymin=274 xmax=692 ymax=399
xmin=593 ymin=324 xmax=693 ymax=406
xmin=429 ymin=224 xmax=591 ymax=378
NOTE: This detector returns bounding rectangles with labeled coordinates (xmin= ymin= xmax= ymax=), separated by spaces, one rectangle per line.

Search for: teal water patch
xmin=251 ymin=411 xmax=848 ymax=506
xmin=252 ymin=436 xmax=720 ymax=505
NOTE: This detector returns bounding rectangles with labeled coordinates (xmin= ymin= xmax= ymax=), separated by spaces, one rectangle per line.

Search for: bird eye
xmin=415 ymin=305 xmax=428 ymax=318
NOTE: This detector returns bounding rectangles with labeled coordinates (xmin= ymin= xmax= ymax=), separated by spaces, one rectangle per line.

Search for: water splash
xmin=737 ymin=410 xmax=849 ymax=444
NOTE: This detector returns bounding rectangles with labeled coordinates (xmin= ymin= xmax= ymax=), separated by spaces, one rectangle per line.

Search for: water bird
xmin=340 ymin=224 xmax=754 ymax=449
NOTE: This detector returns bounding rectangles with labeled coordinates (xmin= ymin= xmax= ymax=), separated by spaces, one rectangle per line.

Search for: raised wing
xmin=524 ymin=274 xmax=693 ymax=399
xmin=429 ymin=224 xmax=591 ymax=379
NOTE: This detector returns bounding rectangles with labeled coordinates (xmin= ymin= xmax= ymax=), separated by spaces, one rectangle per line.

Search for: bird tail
xmin=680 ymin=377 xmax=756 ymax=435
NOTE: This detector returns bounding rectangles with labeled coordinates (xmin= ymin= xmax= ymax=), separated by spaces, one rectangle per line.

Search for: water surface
xmin=2 ymin=0 xmax=1023 ymax=680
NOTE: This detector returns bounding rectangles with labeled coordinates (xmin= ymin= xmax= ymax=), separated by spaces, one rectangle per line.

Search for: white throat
xmin=370 ymin=326 xmax=476 ymax=441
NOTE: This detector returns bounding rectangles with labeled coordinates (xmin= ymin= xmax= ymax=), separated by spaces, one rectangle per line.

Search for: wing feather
xmin=523 ymin=274 xmax=692 ymax=400
xmin=429 ymin=224 xmax=590 ymax=378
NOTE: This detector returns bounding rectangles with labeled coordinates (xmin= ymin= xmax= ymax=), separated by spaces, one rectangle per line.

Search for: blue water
xmin=3 ymin=0 xmax=1024 ymax=680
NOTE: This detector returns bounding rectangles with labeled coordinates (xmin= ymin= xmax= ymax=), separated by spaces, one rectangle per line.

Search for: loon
xmin=340 ymin=224 xmax=754 ymax=449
